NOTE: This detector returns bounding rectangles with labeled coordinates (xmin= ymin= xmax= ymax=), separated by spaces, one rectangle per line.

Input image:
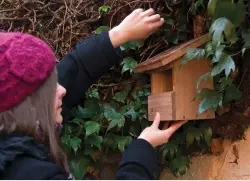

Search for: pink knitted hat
xmin=0 ymin=32 xmax=56 ymax=112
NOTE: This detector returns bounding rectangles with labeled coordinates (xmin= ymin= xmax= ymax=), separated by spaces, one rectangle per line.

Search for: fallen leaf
xmin=231 ymin=68 xmax=239 ymax=81
xmin=85 ymin=166 xmax=100 ymax=180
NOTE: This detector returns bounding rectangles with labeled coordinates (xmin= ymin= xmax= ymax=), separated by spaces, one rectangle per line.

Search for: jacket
xmin=0 ymin=134 xmax=70 ymax=179
xmin=0 ymin=31 xmax=160 ymax=179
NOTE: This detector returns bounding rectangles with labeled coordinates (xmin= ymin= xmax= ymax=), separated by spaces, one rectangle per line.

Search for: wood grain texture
xmin=151 ymin=71 xmax=173 ymax=94
xmin=148 ymin=92 xmax=175 ymax=121
xmin=134 ymin=34 xmax=211 ymax=73
xmin=173 ymin=58 xmax=215 ymax=120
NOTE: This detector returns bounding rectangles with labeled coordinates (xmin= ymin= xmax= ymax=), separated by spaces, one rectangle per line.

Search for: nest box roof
xmin=135 ymin=34 xmax=211 ymax=73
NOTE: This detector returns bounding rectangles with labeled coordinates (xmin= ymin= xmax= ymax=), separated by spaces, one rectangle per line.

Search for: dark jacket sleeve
xmin=56 ymin=31 xmax=123 ymax=120
xmin=116 ymin=139 xmax=161 ymax=180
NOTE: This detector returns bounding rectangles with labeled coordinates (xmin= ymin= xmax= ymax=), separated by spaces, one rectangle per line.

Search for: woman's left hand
xmin=138 ymin=113 xmax=187 ymax=147
xmin=109 ymin=8 xmax=164 ymax=48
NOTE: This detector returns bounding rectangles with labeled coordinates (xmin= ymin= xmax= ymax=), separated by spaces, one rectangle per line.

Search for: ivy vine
xmin=61 ymin=0 xmax=250 ymax=179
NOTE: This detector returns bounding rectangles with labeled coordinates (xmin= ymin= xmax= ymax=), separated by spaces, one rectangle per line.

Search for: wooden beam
xmin=134 ymin=34 xmax=211 ymax=73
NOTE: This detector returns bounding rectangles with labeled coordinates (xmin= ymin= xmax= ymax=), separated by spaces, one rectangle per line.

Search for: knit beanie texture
xmin=0 ymin=32 xmax=56 ymax=112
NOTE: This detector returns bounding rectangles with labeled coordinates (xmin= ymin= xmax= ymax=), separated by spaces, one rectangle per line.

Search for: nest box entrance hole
xmin=151 ymin=69 xmax=173 ymax=94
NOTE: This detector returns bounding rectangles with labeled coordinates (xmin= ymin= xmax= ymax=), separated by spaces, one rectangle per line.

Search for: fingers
xmin=141 ymin=8 xmax=155 ymax=17
xmin=162 ymin=122 xmax=170 ymax=130
xmin=133 ymin=8 xmax=143 ymax=15
xmin=152 ymin=112 xmax=161 ymax=129
xmin=150 ymin=18 xmax=164 ymax=30
xmin=166 ymin=120 xmax=188 ymax=136
xmin=146 ymin=14 xmax=161 ymax=23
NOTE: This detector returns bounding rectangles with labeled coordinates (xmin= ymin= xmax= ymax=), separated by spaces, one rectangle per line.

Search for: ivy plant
xmin=61 ymin=1 xmax=250 ymax=178
xmin=181 ymin=0 xmax=246 ymax=115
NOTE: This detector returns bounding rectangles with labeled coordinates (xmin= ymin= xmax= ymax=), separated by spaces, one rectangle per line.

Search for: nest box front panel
xmin=148 ymin=58 xmax=215 ymax=121
xmin=148 ymin=91 xmax=175 ymax=121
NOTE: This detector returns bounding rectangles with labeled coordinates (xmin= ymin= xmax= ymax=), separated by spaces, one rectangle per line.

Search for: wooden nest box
xmin=135 ymin=34 xmax=215 ymax=121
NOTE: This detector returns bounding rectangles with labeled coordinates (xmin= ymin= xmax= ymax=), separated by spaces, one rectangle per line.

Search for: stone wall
xmin=161 ymin=127 xmax=250 ymax=180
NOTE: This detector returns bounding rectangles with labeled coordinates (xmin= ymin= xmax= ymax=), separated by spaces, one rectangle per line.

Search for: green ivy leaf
xmin=160 ymin=148 xmax=169 ymax=164
xmin=71 ymin=107 xmax=83 ymax=119
xmin=186 ymin=126 xmax=202 ymax=147
xmin=181 ymin=48 xmax=205 ymax=66
xmin=113 ymin=90 xmax=129 ymax=103
xmin=84 ymin=100 xmax=100 ymax=115
xmin=103 ymin=133 xmax=117 ymax=151
xmin=163 ymin=142 xmax=178 ymax=159
xmin=70 ymin=137 xmax=81 ymax=153
xmin=129 ymin=124 xmax=141 ymax=137
xmin=209 ymin=18 xmax=232 ymax=43
xmin=115 ymin=136 xmax=133 ymax=152
xmin=120 ymin=41 xmax=138 ymax=51
xmin=78 ymin=106 xmax=94 ymax=119
xmin=61 ymin=134 xmax=71 ymax=146
xmin=211 ymin=53 xmax=235 ymax=78
xmin=69 ymin=156 xmax=89 ymax=180
xmin=103 ymin=105 xmax=125 ymax=131
xmin=186 ymin=131 xmax=195 ymax=148
xmin=199 ymin=93 xmax=222 ymax=114
xmin=207 ymin=0 xmax=217 ymax=17
xmin=169 ymin=156 xmax=190 ymax=176
xmin=197 ymin=72 xmax=211 ymax=89
xmin=121 ymin=57 xmax=138 ymax=74
xmin=208 ymin=0 xmax=245 ymax=25
xmin=194 ymin=89 xmax=223 ymax=114
xmin=220 ymin=77 xmax=233 ymax=90
xmin=95 ymin=26 xmax=110 ymax=34
xmin=84 ymin=147 xmax=96 ymax=161
xmin=86 ymin=88 xmax=100 ymax=100
xmin=72 ymin=118 xmax=84 ymax=125
xmin=84 ymin=121 xmax=100 ymax=137
xmin=205 ymin=42 xmax=216 ymax=58
xmin=85 ymin=135 xmax=103 ymax=150
xmin=98 ymin=5 xmax=111 ymax=13
xmin=212 ymin=45 xmax=226 ymax=63
xmin=124 ymin=108 xmax=138 ymax=121
xmin=107 ymin=114 xmax=125 ymax=131
xmin=194 ymin=88 xmax=215 ymax=100
xmin=223 ymin=84 xmax=242 ymax=104
xmin=203 ymin=126 xmax=212 ymax=145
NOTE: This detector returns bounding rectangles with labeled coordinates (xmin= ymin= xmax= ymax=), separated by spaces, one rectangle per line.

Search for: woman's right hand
xmin=109 ymin=8 xmax=164 ymax=48
xmin=138 ymin=113 xmax=187 ymax=147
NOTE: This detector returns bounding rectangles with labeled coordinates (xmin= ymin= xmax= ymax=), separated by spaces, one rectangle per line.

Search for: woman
xmin=0 ymin=9 xmax=186 ymax=179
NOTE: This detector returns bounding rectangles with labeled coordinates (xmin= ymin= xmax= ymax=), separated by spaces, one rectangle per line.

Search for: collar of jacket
xmin=0 ymin=133 xmax=47 ymax=172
